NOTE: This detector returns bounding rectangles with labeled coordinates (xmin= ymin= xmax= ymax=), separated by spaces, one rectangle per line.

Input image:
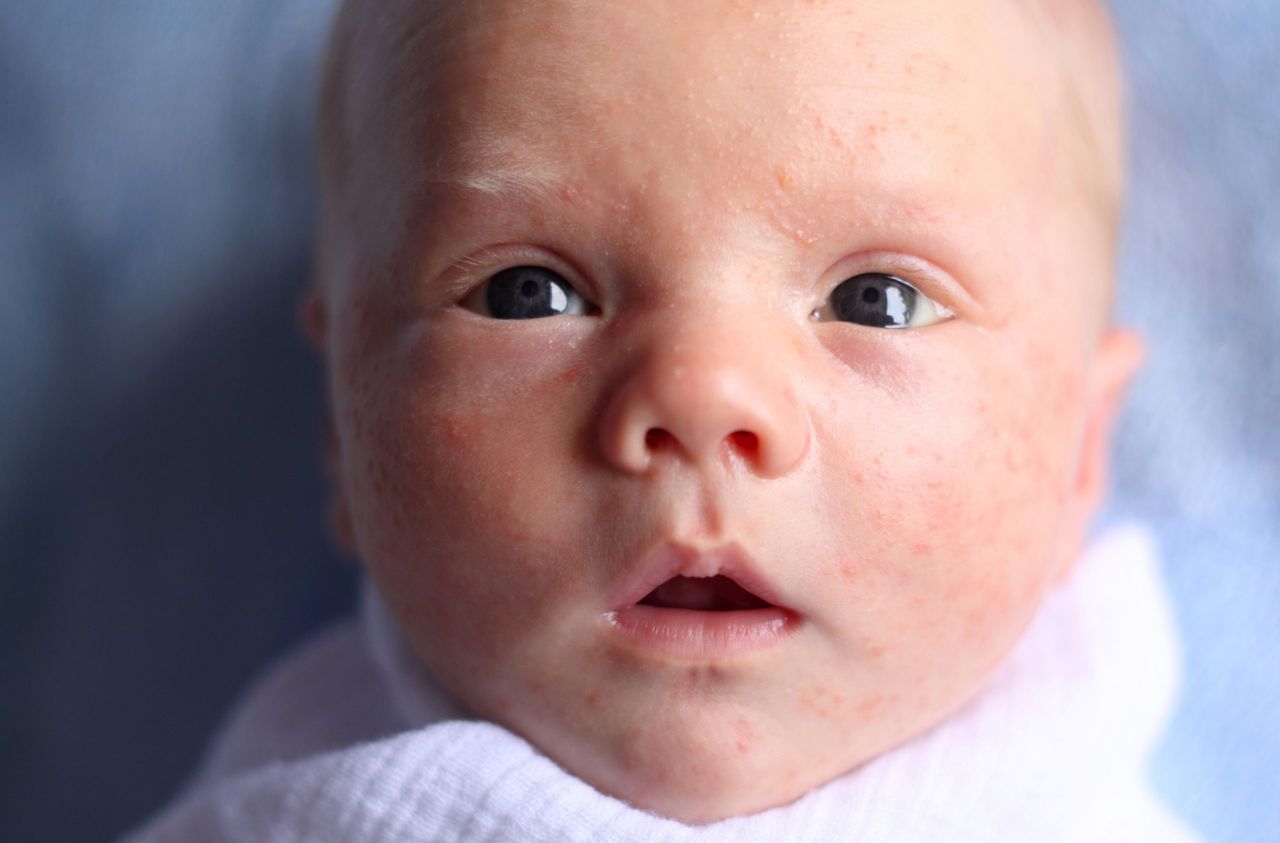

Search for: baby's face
xmin=316 ymin=0 xmax=1137 ymax=823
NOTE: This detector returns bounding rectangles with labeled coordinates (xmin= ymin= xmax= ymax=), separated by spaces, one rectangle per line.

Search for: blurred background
xmin=1 ymin=2 xmax=1276 ymax=841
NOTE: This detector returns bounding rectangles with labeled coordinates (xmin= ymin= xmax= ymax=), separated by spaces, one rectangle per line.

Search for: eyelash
xmin=449 ymin=253 xmax=955 ymax=329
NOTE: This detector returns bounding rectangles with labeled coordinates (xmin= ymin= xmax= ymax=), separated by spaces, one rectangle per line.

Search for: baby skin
xmin=307 ymin=0 xmax=1143 ymax=824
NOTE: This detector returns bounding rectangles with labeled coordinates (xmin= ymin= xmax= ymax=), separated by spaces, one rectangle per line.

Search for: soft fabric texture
xmin=124 ymin=524 xmax=1198 ymax=842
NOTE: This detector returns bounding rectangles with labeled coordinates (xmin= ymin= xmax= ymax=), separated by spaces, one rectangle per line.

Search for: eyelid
xmin=436 ymin=243 xmax=599 ymax=306
xmin=823 ymin=251 xmax=980 ymax=321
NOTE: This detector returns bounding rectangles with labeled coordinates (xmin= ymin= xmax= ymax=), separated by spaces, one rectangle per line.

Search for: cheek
xmin=332 ymin=315 xmax=601 ymax=666
xmin=812 ymin=329 xmax=1084 ymax=666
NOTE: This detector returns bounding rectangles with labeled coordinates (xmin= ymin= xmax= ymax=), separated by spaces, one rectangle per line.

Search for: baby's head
xmin=307 ymin=0 xmax=1140 ymax=823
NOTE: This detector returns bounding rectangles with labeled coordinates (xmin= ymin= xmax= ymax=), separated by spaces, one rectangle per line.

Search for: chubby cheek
xmin=812 ymin=328 xmax=1085 ymax=709
xmin=332 ymin=312 xmax=605 ymax=696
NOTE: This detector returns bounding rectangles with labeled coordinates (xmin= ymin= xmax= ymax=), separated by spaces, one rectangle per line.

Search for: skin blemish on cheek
xmin=558 ymin=364 xmax=585 ymax=385
xmin=870 ymin=506 xmax=890 ymax=529
xmin=438 ymin=411 xmax=472 ymax=446
xmin=733 ymin=716 xmax=756 ymax=753
xmin=557 ymin=183 xmax=581 ymax=204
xmin=798 ymin=685 xmax=848 ymax=721
xmin=857 ymin=693 xmax=886 ymax=717
xmin=584 ymin=690 xmax=601 ymax=708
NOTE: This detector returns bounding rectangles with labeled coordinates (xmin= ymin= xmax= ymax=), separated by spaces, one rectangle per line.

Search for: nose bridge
xmin=596 ymin=309 xmax=810 ymax=478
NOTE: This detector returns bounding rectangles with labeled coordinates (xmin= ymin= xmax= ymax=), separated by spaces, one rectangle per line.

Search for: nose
xmin=596 ymin=318 xmax=810 ymax=478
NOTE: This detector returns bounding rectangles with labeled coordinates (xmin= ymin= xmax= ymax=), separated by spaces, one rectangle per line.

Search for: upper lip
xmin=610 ymin=541 xmax=795 ymax=613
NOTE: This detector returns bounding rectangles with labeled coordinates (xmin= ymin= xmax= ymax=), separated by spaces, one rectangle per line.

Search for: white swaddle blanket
xmin=124 ymin=524 xmax=1200 ymax=842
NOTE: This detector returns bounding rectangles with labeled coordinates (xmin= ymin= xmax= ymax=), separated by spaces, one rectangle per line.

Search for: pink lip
xmin=604 ymin=543 xmax=800 ymax=660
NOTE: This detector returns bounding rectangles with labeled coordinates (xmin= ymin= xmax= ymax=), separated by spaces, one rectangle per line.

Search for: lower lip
xmin=605 ymin=605 xmax=798 ymax=660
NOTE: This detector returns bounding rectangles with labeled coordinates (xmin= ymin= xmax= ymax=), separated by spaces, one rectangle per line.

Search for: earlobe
xmin=324 ymin=420 xmax=360 ymax=560
xmin=1054 ymin=328 xmax=1145 ymax=580
xmin=303 ymin=287 xmax=357 ymax=558
xmin=300 ymin=288 xmax=328 ymax=351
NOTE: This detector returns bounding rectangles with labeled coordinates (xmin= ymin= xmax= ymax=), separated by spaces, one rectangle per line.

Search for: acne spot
xmin=911 ymin=541 xmax=934 ymax=557
xmin=775 ymin=166 xmax=794 ymax=191
xmin=584 ymin=690 xmax=601 ymax=708
xmin=733 ymin=716 xmax=756 ymax=753
xmin=798 ymin=684 xmax=848 ymax=720
xmin=839 ymin=562 xmax=856 ymax=581
xmin=857 ymin=693 xmax=887 ymax=717
xmin=435 ymin=411 xmax=474 ymax=449
xmin=559 ymin=364 xmax=584 ymax=385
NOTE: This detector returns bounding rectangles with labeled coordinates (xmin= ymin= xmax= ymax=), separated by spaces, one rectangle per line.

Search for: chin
xmin=543 ymin=711 xmax=836 ymax=825
xmin=604 ymin=757 xmax=822 ymax=825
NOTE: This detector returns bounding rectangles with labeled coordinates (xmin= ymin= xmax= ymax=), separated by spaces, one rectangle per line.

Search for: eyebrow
xmin=420 ymin=150 xmax=991 ymax=319
xmin=422 ymin=144 xmax=570 ymax=205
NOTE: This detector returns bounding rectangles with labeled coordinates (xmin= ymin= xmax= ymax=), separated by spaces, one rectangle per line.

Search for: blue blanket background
xmin=1 ymin=2 xmax=1276 ymax=841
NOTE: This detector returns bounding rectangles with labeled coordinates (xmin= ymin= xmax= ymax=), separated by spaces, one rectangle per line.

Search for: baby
xmin=127 ymin=0 xmax=1197 ymax=839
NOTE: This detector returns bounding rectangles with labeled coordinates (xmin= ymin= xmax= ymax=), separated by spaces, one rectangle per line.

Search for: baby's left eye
xmin=816 ymin=273 xmax=953 ymax=329
xmin=462 ymin=265 xmax=592 ymax=320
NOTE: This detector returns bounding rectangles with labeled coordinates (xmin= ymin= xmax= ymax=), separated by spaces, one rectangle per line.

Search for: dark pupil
xmin=831 ymin=274 xmax=914 ymax=328
xmin=487 ymin=266 xmax=570 ymax=319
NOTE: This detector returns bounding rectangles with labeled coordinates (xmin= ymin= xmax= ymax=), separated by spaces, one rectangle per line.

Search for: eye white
xmin=811 ymin=273 xmax=954 ymax=329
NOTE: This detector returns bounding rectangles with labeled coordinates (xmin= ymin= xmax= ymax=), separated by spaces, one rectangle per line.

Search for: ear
xmin=299 ymin=288 xmax=359 ymax=560
xmin=1053 ymin=328 xmax=1144 ymax=581
xmin=300 ymin=287 xmax=328 ymax=351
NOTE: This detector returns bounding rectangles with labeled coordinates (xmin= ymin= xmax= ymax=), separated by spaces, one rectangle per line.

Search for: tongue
xmin=640 ymin=575 xmax=771 ymax=611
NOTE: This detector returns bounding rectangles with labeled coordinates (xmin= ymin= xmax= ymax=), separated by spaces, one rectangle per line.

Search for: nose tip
xmin=597 ymin=342 xmax=810 ymax=478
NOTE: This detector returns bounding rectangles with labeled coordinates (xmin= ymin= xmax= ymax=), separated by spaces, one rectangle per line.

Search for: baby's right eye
xmin=463 ymin=265 xmax=592 ymax=319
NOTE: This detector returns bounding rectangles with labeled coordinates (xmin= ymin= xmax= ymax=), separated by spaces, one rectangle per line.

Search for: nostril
xmin=645 ymin=428 xmax=676 ymax=451
xmin=728 ymin=430 xmax=760 ymax=459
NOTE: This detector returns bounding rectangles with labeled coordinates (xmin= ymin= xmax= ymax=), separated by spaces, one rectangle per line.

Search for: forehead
xmin=330 ymin=0 xmax=1105 ymax=318
xmin=416 ymin=1 xmax=1058 ymax=201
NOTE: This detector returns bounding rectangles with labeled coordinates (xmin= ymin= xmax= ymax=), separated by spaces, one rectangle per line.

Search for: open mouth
xmin=638 ymin=574 xmax=774 ymax=612
xmin=606 ymin=543 xmax=798 ymax=659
